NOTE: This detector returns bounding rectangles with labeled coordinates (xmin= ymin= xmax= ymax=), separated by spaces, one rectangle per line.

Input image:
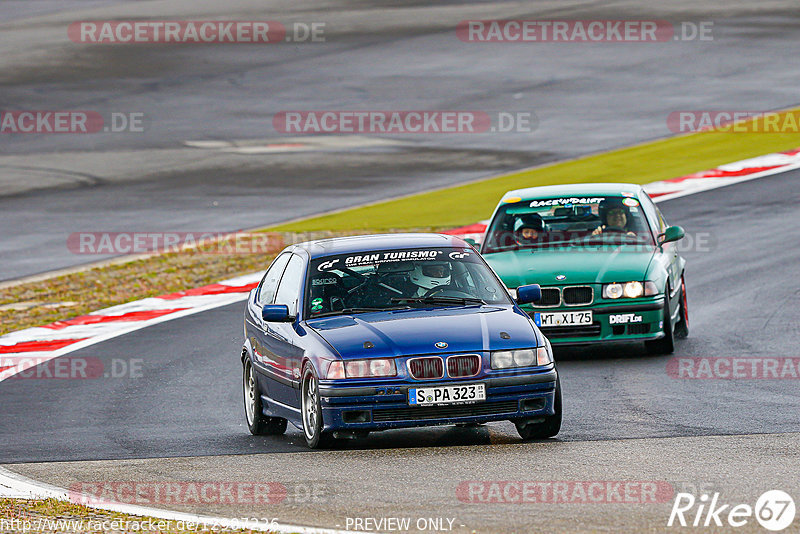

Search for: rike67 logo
xmin=668 ymin=490 xmax=796 ymax=531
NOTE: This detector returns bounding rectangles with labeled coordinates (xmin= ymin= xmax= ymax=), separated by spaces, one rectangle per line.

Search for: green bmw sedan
xmin=480 ymin=183 xmax=688 ymax=354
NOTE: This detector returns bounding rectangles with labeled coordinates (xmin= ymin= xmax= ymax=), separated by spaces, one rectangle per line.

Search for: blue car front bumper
xmin=317 ymin=369 xmax=557 ymax=432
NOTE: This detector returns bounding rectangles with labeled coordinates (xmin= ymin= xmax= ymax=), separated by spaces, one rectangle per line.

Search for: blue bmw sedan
xmin=241 ymin=233 xmax=561 ymax=448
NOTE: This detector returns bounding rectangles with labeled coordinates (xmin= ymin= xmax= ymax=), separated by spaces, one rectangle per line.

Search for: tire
xmin=645 ymin=290 xmax=675 ymax=355
xmin=515 ymin=377 xmax=562 ymax=440
xmin=674 ymin=275 xmax=689 ymax=339
xmin=243 ymin=358 xmax=288 ymax=436
xmin=301 ymin=364 xmax=336 ymax=449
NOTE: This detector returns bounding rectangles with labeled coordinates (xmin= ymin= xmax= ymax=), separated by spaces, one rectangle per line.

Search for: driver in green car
xmin=514 ymin=213 xmax=546 ymax=246
xmin=592 ymin=198 xmax=637 ymax=237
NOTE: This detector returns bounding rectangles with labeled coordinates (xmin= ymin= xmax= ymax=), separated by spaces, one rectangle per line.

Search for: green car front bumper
xmin=523 ymin=297 xmax=666 ymax=345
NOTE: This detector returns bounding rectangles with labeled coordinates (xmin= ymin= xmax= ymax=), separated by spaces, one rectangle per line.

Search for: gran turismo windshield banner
xmin=314 ymin=248 xmax=479 ymax=271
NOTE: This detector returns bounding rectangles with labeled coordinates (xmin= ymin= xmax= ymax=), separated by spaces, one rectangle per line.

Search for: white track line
xmin=648 ymin=160 xmax=800 ymax=203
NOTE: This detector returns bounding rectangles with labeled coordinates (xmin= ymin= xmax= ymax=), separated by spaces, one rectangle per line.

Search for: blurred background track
xmin=1 ymin=0 xmax=799 ymax=279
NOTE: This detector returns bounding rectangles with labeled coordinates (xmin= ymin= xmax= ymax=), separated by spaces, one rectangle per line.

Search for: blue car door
xmin=247 ymin=253 xmax=291 ymax=399
xmin=264 ymin=253 xmax=307 ymax=408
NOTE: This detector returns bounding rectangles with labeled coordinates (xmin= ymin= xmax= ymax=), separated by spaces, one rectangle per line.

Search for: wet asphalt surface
xmin=2 ymin=169 xmax=799 ymax=463
xmin=1 ymin=0 xmax=799 ymax=279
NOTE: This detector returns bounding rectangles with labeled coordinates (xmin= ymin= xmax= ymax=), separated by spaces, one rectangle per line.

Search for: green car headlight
xmin=603 ymin=281 xmax=654 ymax=299
xmin=491 ymin=347 xmax=551 ymax=369
xmin=604 ymin=283 xmax=624 ymax=299
xmin=623 ymin=281 xmax=644 ymax=298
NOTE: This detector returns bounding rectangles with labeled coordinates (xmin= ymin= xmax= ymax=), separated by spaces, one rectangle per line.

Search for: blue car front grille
xmin=408 ymin=357 xmax=444 ymax=379
xmin=447 ymin=354 xmax=481 ymax=378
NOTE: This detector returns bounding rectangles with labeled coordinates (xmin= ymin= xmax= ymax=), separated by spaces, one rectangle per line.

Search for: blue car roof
xmin=291 ymin=233 xmax=469 ymax=259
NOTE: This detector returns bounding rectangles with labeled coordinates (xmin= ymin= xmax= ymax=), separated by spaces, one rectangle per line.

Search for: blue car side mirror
xmin=262 ymin=304 xmax=293 ymax=322
xmin=515 ymin=284 xmax=541 ymax=304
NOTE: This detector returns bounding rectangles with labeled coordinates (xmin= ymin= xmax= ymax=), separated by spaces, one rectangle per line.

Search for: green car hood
xmin=484 ymin=246 xmax=656 ymax=287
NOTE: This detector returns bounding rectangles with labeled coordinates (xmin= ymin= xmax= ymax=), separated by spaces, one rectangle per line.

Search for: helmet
xmin=409 ymin=262 xmax=451 ymax=290
xmin=598 ymin=198 xmax=630 ymax=228
xmin=514 ymin=213 xmax=544 ymax=245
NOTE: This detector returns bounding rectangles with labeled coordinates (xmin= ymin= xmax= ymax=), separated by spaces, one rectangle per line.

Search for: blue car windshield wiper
xmin=310 ymin=305 xmax=411 ymax=318
xmin=391 ymin=296 xmax=486 ymax=306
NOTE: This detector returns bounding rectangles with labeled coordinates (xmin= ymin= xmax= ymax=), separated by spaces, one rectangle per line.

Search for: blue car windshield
xmin=483 ymin=195 xmax=655 ymax=253
xmin=306 ymin=247 xmax=512 ymax=317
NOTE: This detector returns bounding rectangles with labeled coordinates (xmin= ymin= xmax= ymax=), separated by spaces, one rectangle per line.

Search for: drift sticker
xmin=623 ymin=198 xmax=640 ymax=207
xmin=609 ymin=313 xmax=643 ymax=324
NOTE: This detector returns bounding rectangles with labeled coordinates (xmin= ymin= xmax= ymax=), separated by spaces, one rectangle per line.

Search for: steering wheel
xmin=600 ymin=227 xmax=628 ymax=235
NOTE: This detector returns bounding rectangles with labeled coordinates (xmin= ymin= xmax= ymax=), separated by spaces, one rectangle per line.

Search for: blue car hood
xmin=307 ymin=306 xmax=539 ymax=359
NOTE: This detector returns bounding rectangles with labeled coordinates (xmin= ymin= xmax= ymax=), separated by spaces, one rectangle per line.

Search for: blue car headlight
xmin=326 ymin=359 xmax=397 ymax=379
xmin=491 ymin=347 xmax=551 ymax=369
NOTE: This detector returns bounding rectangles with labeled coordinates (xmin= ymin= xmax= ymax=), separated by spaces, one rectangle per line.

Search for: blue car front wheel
xmin=515 ymin=376 xmax=562 ymax=440
xmin=301 ymin=364 xmax=336 ymax=449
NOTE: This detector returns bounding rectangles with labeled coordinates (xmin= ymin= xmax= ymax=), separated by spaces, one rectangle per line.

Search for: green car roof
xmin=500 ymin=182 xmax=645 ymax=203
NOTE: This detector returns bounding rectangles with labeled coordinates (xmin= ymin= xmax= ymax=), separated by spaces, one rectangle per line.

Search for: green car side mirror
xmin=463 ymin=238 xmax=477 ymax=246
xmin=658 ymin=225 xmax=685 ymax=245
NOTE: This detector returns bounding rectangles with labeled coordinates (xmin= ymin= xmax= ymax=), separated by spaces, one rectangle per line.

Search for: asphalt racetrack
xmin=2 ymin=0 xmax=800 ymax=532
xmin=2 ymin=0 xmax=800 ymax=279
xmin=2 ymin=170 xmax=799 ymax=532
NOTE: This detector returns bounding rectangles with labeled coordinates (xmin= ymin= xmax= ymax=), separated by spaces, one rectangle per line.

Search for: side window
xmin=257 ymin=253 xmax=291 ymax=306
xmin=275 ymin=255 xmax=305 ymax=317
xmin=655 ymin=206 xmax=669 ymax=233
xmin=639 ymin=194 xmax=662 ymax=240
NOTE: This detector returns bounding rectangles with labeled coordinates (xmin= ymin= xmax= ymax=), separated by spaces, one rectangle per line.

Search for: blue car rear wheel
xmin=243 ymin=359 xmax=288 ymax=436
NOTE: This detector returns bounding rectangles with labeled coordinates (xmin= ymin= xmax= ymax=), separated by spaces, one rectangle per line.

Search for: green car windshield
xmin=306 ymin=247 xmax=512 ymax=318
xmin=483 ymin=195 xmax=655 ymax=253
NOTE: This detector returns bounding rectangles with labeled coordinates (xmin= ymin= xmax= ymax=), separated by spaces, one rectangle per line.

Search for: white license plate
xmin=534 ymin=310 xmax=593 ymax=327
xmin=408 ymin=384 xmax=486 ymax=406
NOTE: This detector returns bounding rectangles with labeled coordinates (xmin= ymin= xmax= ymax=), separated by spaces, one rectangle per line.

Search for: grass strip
xmin=265 ymin=108 xmax=800 ymax=232
xmin=0 ymin=235 xmax=281 ymax=336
